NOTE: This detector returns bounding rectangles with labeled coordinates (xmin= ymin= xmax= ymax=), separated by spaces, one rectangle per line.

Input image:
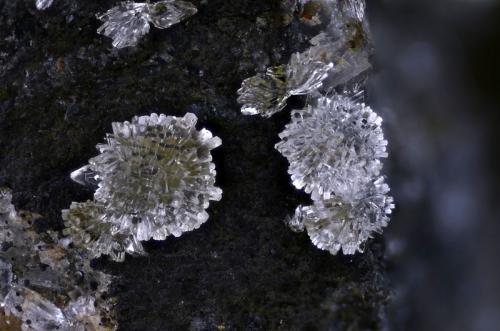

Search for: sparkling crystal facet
xmin=97 ymin=1 xmax=197 ymax=48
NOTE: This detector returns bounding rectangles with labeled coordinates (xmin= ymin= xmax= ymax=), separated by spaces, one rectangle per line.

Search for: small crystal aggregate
xmin=239 ymin=0 xmax=394 ymax=255
xmin=0 ymin=188 xmax=116 ymax=330
xmin=275 ymin=95 xmax=388 ymax=201
xmin=237 ymin=0 xmax=373 ymax=118
xmin=70 ymin=113 xmax=222 ymax=255
xmin=237 ymin=48 xmax=333 ymax=118
xmin=287 ymin=177 xmax=394 ymax=255
xmin=35 ymin=0 xmax=54 ymax=10
xmin=62 ymin=201 xmax=146 ymax=262
xmin=97 ymin=0 xmax=198 ymax=48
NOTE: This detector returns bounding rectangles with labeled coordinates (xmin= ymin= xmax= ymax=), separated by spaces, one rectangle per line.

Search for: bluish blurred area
xmin=367 ymin=1 xmax=500 ymax=330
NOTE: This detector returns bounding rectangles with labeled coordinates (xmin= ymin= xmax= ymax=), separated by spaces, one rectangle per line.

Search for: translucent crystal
xmin=237 ymin=50 xmax=333 ymax=118
xmin=287 ymin=177 xmax=394 ymax=255
xmin=0 ymin=188 xmax=116 ymax=330
xmin=72 ymin=113 xmax=222 ymax=242
xmin=70 ymin=165 xmax=99 ymax=188
xmin=308 ymin=31 xmax=371 ymax=90
xmin=311 ymin=0 xmax=372 ymax=89
xmin=36 ymin=0 xmax=54 ymax=10
xmin=339 ymin=0 xmax=366 ymax=22
xmin=3 ymin=287 xmax=112 ymax=331
xmin=62 ymin=201 xmax=146 ymax=262
xmin=238 ymin=66 xmax=287 ymax=117
xmin=275 ymin=95 xmax=388 ymax=200
xmin=14 ymin=288 xmax=70 ymax=330
xmin=287 ymin=51 xmax=334 ymax=96
xmin=97 ymin=2 xmax=151 ymax=49
xmin=148 ymin=0 xmax=198 ymax=29
xmin=97 ymin=1 xmax=197 ymax=49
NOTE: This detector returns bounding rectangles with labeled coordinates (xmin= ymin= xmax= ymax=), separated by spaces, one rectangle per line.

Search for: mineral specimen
xmin=239 ymin=0 xmax=373 ymax=118
xmin=306 ymin=31 xmax=371 ymax=91
xmin=258 ymin=0 xmax=395 ymax=255
xmin=97 ymin=0 xmax=198 ymax=48
xmin=313 ymin=0 xmax=372 ymax=88
xmin=72 ymin=113 xmax=222 ymax=242
xmin=275 ymin=95 xmax=388 ymax=201
xmin=237 ymin=65 xmax=287 ymax=117
xmin=0 ymin=188 xmax=116 ymax=330
xmin=287 ymin=177 xmax=394 ymax=255
xmin=35 ymin=0 xmax=54 ymax=10
xmin=237 ymin=50 xmax=333 ymax=118
xmin=62 ymin=201 xmax=146 ymax=262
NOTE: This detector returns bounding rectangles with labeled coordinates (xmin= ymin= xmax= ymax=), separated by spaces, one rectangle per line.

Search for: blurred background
xmin=368 ymin=0 xmax=500 ymax=330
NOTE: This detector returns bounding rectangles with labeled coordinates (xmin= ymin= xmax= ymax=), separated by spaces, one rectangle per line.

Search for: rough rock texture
xmin=0 ymin=1 xmax=389 ymax=329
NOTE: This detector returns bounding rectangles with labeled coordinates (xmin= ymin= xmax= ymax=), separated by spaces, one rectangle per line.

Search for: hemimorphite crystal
xmin=237 ymin=65 xmax=287 ymax=117
xmin=72 ymin=113 xmax=222 ymax=242
xmin=275 ymin=95 xmax=388 ymax=201
xmin=62 ymin=201 xmax=146 ymax=262
xmin=286 ymin=51 xmax=334 ymax=97
xmin=97 ymin=0 xmax=197 ymax=48
xmin=97 ymin=2 xmax=153 ymax=49
xmin=148 ymin=0 xmax=198 ymax=29
xmin=288 ymin=177 xmax=394 ymax=255
xmin=306 ymin=30 xmax=371 ymax=90
xmin=237 ymin=50 xmax=333 ymax=118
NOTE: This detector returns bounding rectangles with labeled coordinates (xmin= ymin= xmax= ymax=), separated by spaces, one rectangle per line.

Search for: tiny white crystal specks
xmin=97 ymin=0 xmax=198 ymax=48
xmin=71 ymin=113 xmax=222 ymax=249
xmin=35 ymin=0 xmax=54 ymax=10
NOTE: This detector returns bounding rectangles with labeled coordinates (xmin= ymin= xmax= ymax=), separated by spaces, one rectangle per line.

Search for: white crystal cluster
xmin=239 ymin=0 xmax=394 ymax=255
xmin=97 ymin=0 xmax=197 ymax=48
xmin=68 ymin=113 xmax=222 ymax=260
xmin=62 ymin=201 xmax=146 ymax=262
xmin=36 ymin=0 xmax=54 ymax=10
xmin=287 ymin=176 xmax=393 ymax=254
xmin=237 ymin=52 xmax=333 ymax=118
xmin=0 ymin=189 xmax=116 ymax=330
xmin=275 ymin=96 xmax=388 ymax=200
xmin=237 ymin=0 xmax=372 ymax=118
xmin=281 ymin=96 xmax=394 ymax=254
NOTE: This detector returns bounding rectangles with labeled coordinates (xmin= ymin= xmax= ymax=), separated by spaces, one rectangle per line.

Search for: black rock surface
xmin=0 ymin=1 xmax=390 ymax=330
